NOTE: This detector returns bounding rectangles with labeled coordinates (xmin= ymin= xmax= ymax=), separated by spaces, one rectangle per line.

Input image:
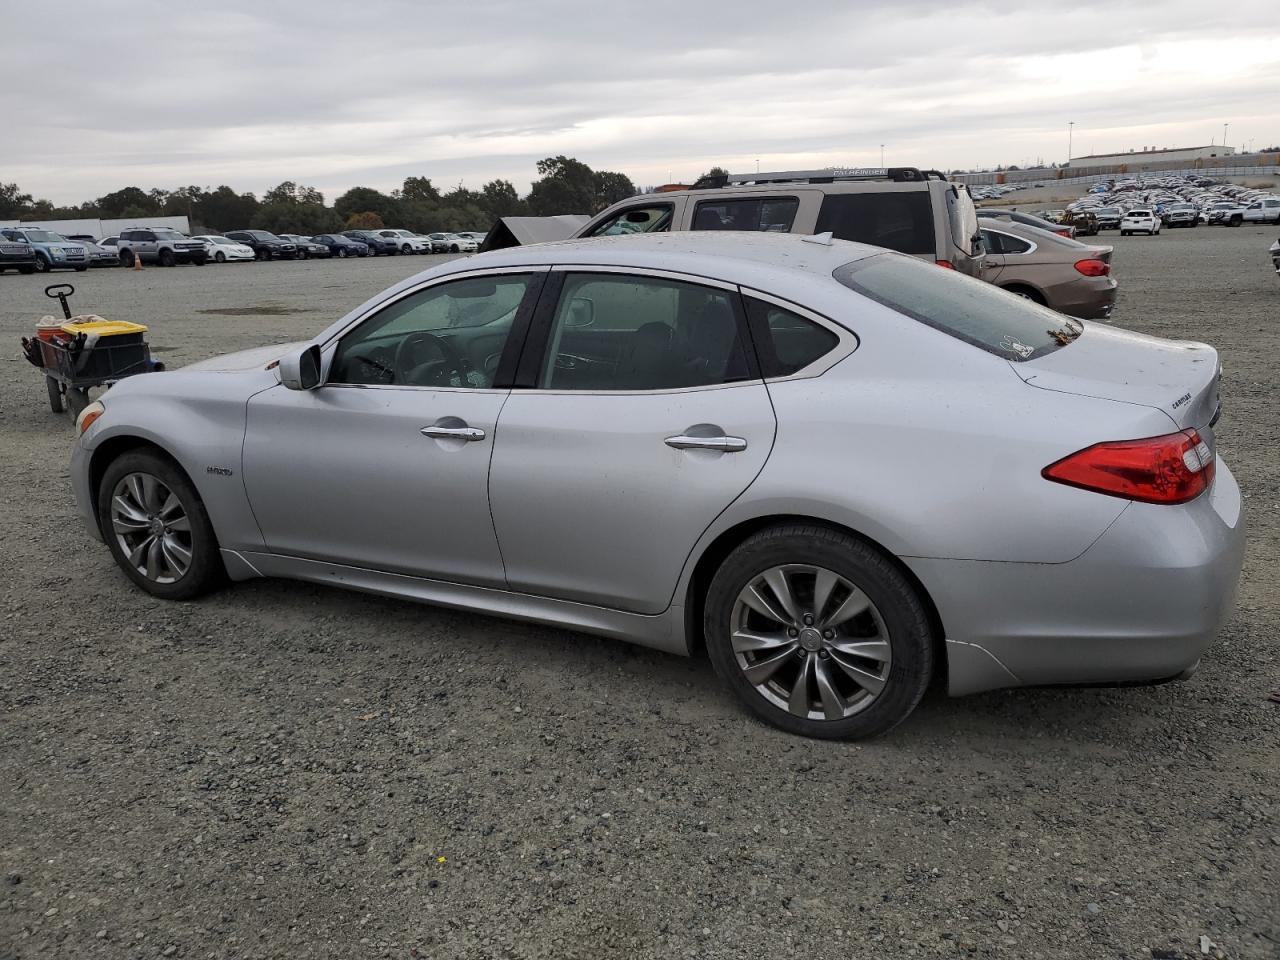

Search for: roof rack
xmin=691 ymin=167 xmax=947 ymax=189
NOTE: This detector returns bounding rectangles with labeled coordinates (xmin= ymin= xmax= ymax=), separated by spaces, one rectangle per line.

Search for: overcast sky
xmin=5 ymin=0 xmax=1279 ymax=205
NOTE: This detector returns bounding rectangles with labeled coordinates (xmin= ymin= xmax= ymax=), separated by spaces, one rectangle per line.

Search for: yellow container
xmin=60 ymin=320 xmax=148 ymax=337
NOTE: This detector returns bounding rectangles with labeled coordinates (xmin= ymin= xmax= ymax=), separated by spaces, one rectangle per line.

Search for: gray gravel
xmin=1 ymin=234 xmax=1277 ymax=959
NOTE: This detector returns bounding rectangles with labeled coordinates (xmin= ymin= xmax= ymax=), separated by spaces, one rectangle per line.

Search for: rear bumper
xmin=909 ymin=459 xmax=1245 ymax=696
xmin=1049 ymin=276 xmax=1117 ymax=320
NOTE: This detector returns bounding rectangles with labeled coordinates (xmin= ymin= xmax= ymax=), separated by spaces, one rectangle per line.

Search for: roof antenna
xmin=801 ymin=232 xmax=834 ymax=246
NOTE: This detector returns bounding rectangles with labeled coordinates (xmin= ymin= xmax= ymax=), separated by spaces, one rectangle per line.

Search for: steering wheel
xmin=393 ymin=331 xmax=468 ymax=386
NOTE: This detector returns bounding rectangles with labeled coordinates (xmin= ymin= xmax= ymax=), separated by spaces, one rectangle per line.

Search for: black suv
xmin=342 ymin=230 xmax=398 ymax=256
xmin=224 ymin=230 xmax=299 ymax=260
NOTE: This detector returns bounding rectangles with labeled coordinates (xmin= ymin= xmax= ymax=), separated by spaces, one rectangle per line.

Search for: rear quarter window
xmin=815 ymin=192 xmax=934 ymax=255
xmin=834 ymin=253 xmax=1078 ymax=362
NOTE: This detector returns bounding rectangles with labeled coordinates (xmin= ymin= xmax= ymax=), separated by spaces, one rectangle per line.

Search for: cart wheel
xmin=66 ymin=388 xmax=90 ymax=419
xmin=46 ymin=376 xmax=63 ymax=413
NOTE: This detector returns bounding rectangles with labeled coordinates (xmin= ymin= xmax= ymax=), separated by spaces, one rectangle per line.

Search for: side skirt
xmin=231 ymin=551 xmax=685 ymax=655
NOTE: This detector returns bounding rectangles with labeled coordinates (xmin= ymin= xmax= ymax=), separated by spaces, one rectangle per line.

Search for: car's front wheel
xmin=97 ymin=450 xmax=224 ymax=600
xmin=33 ymin=254 xmax=50 ymax=273
xmin=215 ymin=251 xmax=226 ymax=263
xmin=704 ymin=525 xmax=934 ymax=739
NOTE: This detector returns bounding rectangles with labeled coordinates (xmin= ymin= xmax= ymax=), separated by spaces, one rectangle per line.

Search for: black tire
xmin=1005 ymin=284 xmax=1046 ymax=305
xmin=260 ymin=249 xmax=272 ymax=261
xmin=119 ymin=249 xmax=135 ymax=267
xmin=1229 ymin=215 xmax=1242 ymax=227
xmin=703 ymin=525 xmax=935 ymax=740
xmin=450 ymin=244 xmax=459 ymax=253
xmin=337 ymin=247 xmax=347 ymax=258
xmin=401 ymin=244 xmax=412 ymax=255
xmin=96 ymin=450 xmax=225 ymax=601
xmin=34 ymin=254 xmax=50 ymax=273
xmin=192 ymin=256 xmax=205 ymax=266
xmin=46 ymin=376 xmax=62 ymax=413
xmin=159 ymin=248 xmax=176 ymax=267
xmin=74 ymin=266 xmax=88 ymax=272
xmin=215 ymin=251 xmax=226 ymax=263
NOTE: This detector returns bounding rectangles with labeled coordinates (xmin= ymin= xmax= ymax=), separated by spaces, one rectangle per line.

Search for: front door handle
xmin=665 ymin=434 xmax=747 ymax=453
xmin=421 ymin=424 xmax=485 ymax=441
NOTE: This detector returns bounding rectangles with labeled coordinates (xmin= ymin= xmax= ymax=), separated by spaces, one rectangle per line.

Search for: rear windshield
xmin=834 ymin=253 xmax=1079 ymax=362
xmin=815 ymin=192 xmax=934 ymax=255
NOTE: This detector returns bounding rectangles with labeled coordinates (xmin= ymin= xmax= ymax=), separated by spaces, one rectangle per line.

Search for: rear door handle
xmin=665 ymin=434 xmax=747 ymax=452
xmin=421 ymin=425 xmax=485 ymax=441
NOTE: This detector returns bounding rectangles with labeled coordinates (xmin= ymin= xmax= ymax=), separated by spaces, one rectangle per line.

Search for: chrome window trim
xmin=546 ymin=263 xmax=739 ymax=292
xmin=739 ymin=286 xmax=859 ymax=382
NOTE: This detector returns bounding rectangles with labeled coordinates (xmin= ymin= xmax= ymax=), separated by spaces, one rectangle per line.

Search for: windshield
xmin=834 ymin=252 xmax=1079 ymax=362
xmin=153 ymin=230 xmax=186 ymax=241
xmin=21 ymin=230 xmax=58 ymax=242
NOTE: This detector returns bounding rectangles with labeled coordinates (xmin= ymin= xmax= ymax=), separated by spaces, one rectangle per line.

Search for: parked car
xmin=1237 ymin=197 xmax=1280 ymax=226
xmin=1120 ymin=209 xmax=1161 ymax=236
xmin=977 ymin=208 xmax=1074 ymax=240
xmin=978 ymin=221 xmax=1116 ymax=319
xmin=66 ymin=235 xmax=121 ymax=267
xmin=116 ymin=228 xmax=207 ymax=267
xmin=377 ymin=229 xmax=432 ymax=255
xmin=1162 ymin=203 xmax=1199 ymax=228
xmin=1061 ymin=210 xmax=1098 ymax=237
xmin=0 ymin=228 xmax=89 ymax=272
xmin=224 ymin=230 xmax=299 ymax=260
xmin=0 ymin=234 xmax=36 ymax=274
xmin=457 ymin=231 xmax=489 ymax=246
xmin=279 ymin=234 xmax=332 ymax=259
xmin=438 ymin=233 xmax=479 ymax=253
xmin=342 ymin=230 xmax=398 ymax=256
xmin=68 ymin=232 xmax=1242 ymax=740
xmin=425 ymin=232 xmax=454 ymax=253
xmin=312 ymin=234 xmax=369 ymax=258
xmin=575 ymin=166 xmax=984 ymax=276
xmin=1091 ymin=207 xmax=1124 ymax=231
xmin=1270 ymin=237 xmax=1280 ymax=277
xmin=191 ymin=235 xmax=257 ymax=263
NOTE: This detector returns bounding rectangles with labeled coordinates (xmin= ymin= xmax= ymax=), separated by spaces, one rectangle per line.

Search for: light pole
xmin=880 ymin=144 xmax=885 ymax=167
xmin=1068 ymin=121 xmax=1074 ymax=163
xmin=1223 ymin=122 xmax=1229 ymax=148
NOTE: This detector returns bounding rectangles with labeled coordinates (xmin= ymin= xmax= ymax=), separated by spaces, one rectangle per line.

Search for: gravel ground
xmin=1 ymin=233 xmax=1277 ymax=960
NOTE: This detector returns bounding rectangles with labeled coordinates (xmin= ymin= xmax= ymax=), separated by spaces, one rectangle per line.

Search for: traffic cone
xmin=132 ymin=252 xmax=142 ymax=272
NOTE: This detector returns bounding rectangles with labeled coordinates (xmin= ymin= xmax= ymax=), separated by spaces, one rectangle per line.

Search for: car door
xmin=488 ymin=268 xmax=777 ymax=614
xmin=241 ymin=268 xmax=546 ymax=587
xmin=977 ymin=228 xmax=1007 ymax=283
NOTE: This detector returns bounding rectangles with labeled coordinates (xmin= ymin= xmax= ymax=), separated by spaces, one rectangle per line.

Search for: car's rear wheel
xmin=97 ymin=451 xmax=224 ymax=601
xmin=704 ymin=525 xmax=934 ymax=739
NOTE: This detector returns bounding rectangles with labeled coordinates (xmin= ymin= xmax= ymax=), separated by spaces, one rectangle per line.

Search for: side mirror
xmin=566 ymin=297 xmax=595 ymax=327
xmin=279 ymin=344 xmax=323 ymax=390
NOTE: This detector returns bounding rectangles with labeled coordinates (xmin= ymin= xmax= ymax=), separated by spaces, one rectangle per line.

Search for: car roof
xmin=452 ymin=231 xmax=879 ymax=280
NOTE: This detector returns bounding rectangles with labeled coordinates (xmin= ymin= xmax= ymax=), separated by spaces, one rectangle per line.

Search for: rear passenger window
xmin=815 ymin=193 xmax=934 ymax=255
xmin=980 ymin=230 xmax=1032 ymax=255
xmin=745 ymin=299 xmax=841 ymax=377
xmin=692 ymin=197 xmax=799 ymax=233
xmin=538 ymin=273 xmax=754 ymax=391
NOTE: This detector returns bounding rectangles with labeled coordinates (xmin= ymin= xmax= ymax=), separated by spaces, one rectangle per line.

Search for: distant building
xmin=1067 ymin=145 xmax=1236 ymax=168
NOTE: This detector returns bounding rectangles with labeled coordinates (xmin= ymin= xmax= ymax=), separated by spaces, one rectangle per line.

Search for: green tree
xmin=263 ymin=181 xmax=325 ymax=206
xmin=334 ymin=187 xmax=400 ymax=226
xmin=526 ymin=156 xmax=597 ymax=216
xmin=251 ymin=201 xmax=341 ymax=235
xmin=95 ymin=187 xmax=158 ymax=218
xmin=593 ymin=170 xmax=635 ymax=210
xmin=401 ymin=176 xmax=442 ymax=205
xmin=0 ymin=183 xmax=34 ymax=218
xmin=344 ymin=211 xmax=385 ymax=230
xmin=199 ymin=186 xmax=259 ymax=230
xmin=479 ymin=179 xmax=523 ymax=221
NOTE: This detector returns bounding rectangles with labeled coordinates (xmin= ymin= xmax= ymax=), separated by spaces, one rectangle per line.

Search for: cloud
xmin=4 ymin=0 xmax=1278 ymax=203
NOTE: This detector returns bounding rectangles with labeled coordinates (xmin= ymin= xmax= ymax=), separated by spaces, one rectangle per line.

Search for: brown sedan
xmin=979 ymin=220 xmax=1117 ymax=319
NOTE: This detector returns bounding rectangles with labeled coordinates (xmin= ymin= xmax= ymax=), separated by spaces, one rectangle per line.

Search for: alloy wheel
xmin=730 ymin=564 xmax=892 ymax=721
xmin=110 ymin=472 xmax=193 ymax=584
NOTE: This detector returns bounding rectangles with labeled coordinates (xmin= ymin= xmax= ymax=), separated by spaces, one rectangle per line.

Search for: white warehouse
xmin=1067 ymin=145 xmax=1237 ymax=168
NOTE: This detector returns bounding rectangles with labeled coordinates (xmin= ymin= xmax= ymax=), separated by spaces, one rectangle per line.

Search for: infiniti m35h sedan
xmin=70 ymin=232 xmax=1244 ymax=739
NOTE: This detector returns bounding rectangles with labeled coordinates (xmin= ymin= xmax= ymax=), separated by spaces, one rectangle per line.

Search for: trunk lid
xmin=1012 ymin=322 xmax=1221 ymax=441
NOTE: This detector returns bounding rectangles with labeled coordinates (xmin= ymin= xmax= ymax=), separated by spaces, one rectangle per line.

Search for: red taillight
xmin=1055 ymin=229 xmax=1072 ymax=238
xmin=1073 ymin=258 xmax=1110 ymax=277
xmin=935 ymin=259 xmax=956 ymax=270
xmin=1043 ymin=429 xmax=1214 ymax=505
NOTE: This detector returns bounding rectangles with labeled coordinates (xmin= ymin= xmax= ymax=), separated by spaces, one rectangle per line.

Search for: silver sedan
xmin=70 ymin=232 xmax=1245 ymax=739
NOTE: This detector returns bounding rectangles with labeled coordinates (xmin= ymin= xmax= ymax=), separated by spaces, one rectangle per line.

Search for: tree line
xmin=0 ymin=156 xmax=638 ymax=235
